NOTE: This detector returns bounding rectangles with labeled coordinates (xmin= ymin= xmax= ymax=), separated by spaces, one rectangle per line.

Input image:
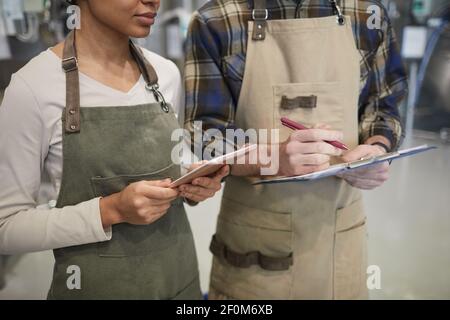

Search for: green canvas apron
xmin=209 ymin=0 xmax=368 ymax=299
xmin=48 ymin=31 xmax=201 ymax=300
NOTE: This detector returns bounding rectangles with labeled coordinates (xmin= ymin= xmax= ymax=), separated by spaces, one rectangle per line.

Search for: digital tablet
xmin=170 ymin=144 xmax=257 ymax=188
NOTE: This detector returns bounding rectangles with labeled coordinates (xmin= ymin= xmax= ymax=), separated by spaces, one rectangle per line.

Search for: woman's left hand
xmin=179 ymin=164 xmax=230 ymax=202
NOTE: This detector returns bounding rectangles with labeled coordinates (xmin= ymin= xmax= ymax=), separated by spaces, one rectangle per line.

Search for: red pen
xmin=280 ymin=117 xmax=349 ymax=151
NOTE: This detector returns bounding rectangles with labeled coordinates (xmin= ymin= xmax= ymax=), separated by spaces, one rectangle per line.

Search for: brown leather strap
xmin=129 ymin=40 xmax=158 ymax=87
xmin=62 ymin=31 xmax=168 ymax=133
xmin=210 ymin=235 xmax=293 ymax=271
xmin=62 ymin=30 xmax=81 ymax=133
xmin=252 ymin=0 xmax=268 ymax=41
xmin=129 ymin=40 xmax=169 ymax=113
xmin=280 ymin=95 xmax=318 ymax=109
xmin=329 ymin=0 xmax=345 ymax=25
xmin=251 ymin=0 xmax=345 ymax=40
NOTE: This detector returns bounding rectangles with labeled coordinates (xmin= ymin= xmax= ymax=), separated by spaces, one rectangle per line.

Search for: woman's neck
xmin=51 ymin=4 xmax=143 ymax=93
xmin=76 ymin=5 xmax=131 ymax=65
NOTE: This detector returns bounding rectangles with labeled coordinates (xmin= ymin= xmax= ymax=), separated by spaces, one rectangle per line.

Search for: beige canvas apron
xmin=209 ymin=0 xmax=368 ymax=300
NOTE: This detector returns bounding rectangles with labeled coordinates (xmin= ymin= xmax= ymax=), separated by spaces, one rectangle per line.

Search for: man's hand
xmin=278 ymin=125 xmax=344 ymax=177
xmin=337 ymin=144 xmax=390 ymax=190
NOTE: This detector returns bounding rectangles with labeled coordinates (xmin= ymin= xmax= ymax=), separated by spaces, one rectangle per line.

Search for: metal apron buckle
xmin=329 ymin=0 xmax=345 ymax=25
xmin=146 ymin=83 xmax=170 ymax=113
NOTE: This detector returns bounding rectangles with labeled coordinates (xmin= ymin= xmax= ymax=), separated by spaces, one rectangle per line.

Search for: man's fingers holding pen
xmin=292 ymin=128 xmax=344 ymax=144
xmin=286 ymin=141 xmax=343 ymax=157
xmin=297 ymin=162 xmax=331 ymax=175
xmin=289 ymin=153 xmax=331 ymax=167
xmin=279 ymin=129 xmax=343 ymax=176
xmin=312 ymin=123 xmax=332 ymax=130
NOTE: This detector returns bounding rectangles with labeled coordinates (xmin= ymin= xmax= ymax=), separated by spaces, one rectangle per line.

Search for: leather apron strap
xmin=61 ymin=30 xmax=169 ymax=133
xmin=62 ymin=30 xmax=81 ymax=133
xmin=251 ymin=0 xmax=345 ymax=41
xmin=210 ymin=235 xmax=293 ymax=271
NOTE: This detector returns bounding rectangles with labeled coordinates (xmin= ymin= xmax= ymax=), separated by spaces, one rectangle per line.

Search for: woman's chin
xmin=128 ymin=26 xmax=152 ymax=39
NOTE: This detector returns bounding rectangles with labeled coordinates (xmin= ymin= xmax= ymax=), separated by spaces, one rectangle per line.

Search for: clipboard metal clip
xmin=347 ymin=157 xmax=376 ymax=169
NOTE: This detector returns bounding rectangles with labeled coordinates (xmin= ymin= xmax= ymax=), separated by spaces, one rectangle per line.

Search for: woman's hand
xmin=278 ymin=124 xmax=344 ymax=176
xmin=100 ymin=178 xmax=179 ymax=227
xmin=178 ymin=164 xmax=230 ymax=203
xmin=337 ymin=144 xmax=390 ymax=190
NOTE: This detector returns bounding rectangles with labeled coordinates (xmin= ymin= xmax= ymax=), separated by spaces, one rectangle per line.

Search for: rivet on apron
xmin=69 ymin=109 xmax=76 ymax=115
xmin=70 ymin=125 xmax=76 ymax=130
xmin=251 ymin=4 xmax=268 ymax=41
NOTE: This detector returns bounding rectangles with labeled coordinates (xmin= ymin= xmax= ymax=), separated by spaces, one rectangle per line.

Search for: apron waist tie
xmin=210 ymin=235 xmax=293 ymax=271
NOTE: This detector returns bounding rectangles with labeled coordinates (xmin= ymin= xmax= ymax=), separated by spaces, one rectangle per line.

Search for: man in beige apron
xmin=208 ymin=0 xmax=372 ymax=299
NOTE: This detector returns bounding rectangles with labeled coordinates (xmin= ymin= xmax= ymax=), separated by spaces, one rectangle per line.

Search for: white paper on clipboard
xmin=253 ymin=144 xmax=436 ymax=185
xmin=170 ymin=144 xmax=257 ymax=188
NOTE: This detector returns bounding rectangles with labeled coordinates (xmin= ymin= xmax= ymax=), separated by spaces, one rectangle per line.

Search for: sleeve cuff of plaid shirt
xmin=359 ymin=108 xmax=405 ymax=151
xmin=360 ymin=125 xmax=400 ymax=151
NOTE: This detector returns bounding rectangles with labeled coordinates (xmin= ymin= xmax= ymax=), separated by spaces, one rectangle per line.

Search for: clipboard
xmin=170 ymin=144 xmax=257 ymax=188
xmin=252 ymin=144 xmax=436 ymax=185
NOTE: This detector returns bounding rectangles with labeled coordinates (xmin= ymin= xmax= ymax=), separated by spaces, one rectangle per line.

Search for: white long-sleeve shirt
xmin=0 ymin=47 xmax=183 ymax=254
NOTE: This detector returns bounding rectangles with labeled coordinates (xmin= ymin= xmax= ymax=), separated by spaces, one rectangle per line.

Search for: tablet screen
xmin=170 ymin=144 xmax=257 ymax=188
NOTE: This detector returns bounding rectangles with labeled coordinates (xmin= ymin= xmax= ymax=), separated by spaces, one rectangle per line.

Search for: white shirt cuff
xmin=90 ymin=197 xmax=112 ymax=241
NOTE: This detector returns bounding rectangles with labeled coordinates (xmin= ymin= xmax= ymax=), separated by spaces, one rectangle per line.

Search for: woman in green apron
xmin=0 ymin=0 xmax=228 ymax=299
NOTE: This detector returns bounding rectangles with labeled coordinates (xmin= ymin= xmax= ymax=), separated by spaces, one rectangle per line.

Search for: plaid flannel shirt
xmin=184 ymin=0 xmax=408 ymax=154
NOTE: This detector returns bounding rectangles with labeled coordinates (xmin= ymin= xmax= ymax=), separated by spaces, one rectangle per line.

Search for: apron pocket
xmin=334 ymin=198 xmax=368 ymax=299
xmin=213 ymin=197 xmax=293 ymax=269
xmin=90 ymin=164 xmax=175 ymax=197
xmin=210 ymin=197 xmax=294 ymax=299
xmin=273 ymin=82 xmax=345 ymax=134
xmin=170 ymin=276 xmax=202 ymax=300
xmin=90 ymin=164 xmax=181 ymax=257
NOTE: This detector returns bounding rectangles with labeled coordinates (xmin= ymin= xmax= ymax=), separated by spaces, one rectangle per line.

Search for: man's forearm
xmin=230 ymin=143 xmax=277 ymax=177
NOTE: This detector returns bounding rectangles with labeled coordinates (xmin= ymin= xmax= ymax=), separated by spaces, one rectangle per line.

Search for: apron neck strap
xmin=61 ymin=30 xmax=168 ymax=133
xmin=129 ymin=40 xmax=170 ymax=113
xmin=129 ymin=40 xmax=159 ymax=86
xmin=251 ymin=0 xmax=268 ymax=40
xmin=329 ymin=0 xmax=345 ymax=25
xmin=62 ymin=30 xmax=81 ymax=133
xmin=251 ymin=0 xmax=345 ymax=41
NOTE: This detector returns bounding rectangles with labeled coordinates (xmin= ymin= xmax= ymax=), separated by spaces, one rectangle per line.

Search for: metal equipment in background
xmin=414 ymin=2 xmax=450 ymax=140
xmin=0 ymin=0 xmax=69 ymax=90
xmin=398 ymin=0 xmax=450 ymax=142
xmin=0 ymin=0 xmax=207 ymax=89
